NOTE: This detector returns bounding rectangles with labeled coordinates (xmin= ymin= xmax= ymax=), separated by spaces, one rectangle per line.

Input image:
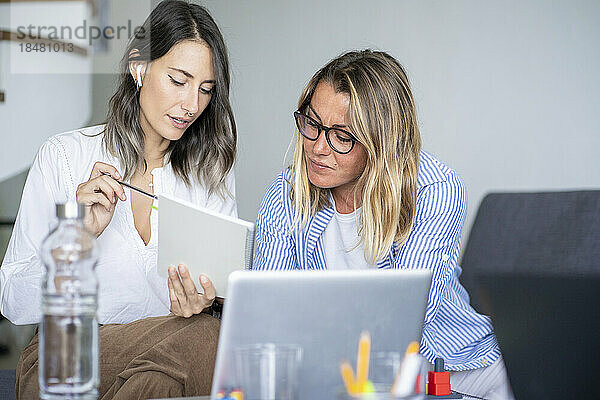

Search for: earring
xmin=136 ymin=65 xmax=143 ymax=88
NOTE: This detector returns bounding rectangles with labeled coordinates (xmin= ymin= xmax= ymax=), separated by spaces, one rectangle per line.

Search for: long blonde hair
xmin=291 ymin=50 xmax=421 ymax=263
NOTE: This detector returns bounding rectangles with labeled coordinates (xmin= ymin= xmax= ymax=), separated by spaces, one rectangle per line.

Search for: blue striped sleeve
xmin=395 ymin=170 xmax=467 ymax=326
xmin=253 ymin=173 xmax=298 ymax=271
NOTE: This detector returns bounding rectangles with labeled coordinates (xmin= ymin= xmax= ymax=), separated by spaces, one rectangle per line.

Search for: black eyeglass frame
xmin=293 ymin=111 xmax=358 ymax=155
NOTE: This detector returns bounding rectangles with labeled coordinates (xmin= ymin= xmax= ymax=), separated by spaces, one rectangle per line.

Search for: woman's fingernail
xmin=114 ymin=171 xmax=121 ymax=179
xmin=201 ymin=276 xmax=208 ymax=284
xmin=169 ymin=267 xmax=176 ymax=276
xmin=178 ymin=265 xmax=187 ymax=273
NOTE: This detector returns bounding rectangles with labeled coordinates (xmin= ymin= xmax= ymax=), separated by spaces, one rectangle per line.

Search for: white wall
xmin=204 ymin=0 xmax=600 ymax=242
xmin=0 ymin=1 xmax=92 ymax=182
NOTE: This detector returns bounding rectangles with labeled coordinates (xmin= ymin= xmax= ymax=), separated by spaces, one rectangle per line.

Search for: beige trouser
xmin=16 ymin=313 xmax=220 ymax=400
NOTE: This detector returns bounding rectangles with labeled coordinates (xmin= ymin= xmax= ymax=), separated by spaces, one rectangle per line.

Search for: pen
xmin=101 ymin=172 xmax=158 ymax=200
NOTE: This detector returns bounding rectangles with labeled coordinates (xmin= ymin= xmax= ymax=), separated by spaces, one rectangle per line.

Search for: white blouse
xmin=322 ymin=206 xmax=377 ymax=270
xmin=0 ymin=125 xmax=237 ymax=325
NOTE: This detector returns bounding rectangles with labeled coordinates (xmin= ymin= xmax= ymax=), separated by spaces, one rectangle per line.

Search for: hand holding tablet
xmin=157 ymin=194 xmax=255 ymax=298
xmin=167 ymin=264 xmax=216 ymax=317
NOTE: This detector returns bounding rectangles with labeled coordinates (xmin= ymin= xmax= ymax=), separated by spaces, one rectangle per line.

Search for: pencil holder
xmin=337 ymin=353 xmax=427 ymax=399
xmin=369 ymin=351 xmax=403 ymax=392
xmin=233 ymin=343 xmax=303 ymax=400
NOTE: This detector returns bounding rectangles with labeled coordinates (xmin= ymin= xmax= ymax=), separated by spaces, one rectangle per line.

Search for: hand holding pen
xmin=76 ymin=162 xmax=127 ymax=237
xmin=101 ymin=172 xmax=158 ymax=200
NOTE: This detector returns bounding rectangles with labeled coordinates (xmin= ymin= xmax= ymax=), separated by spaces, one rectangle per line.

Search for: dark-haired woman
xmin=0 ymin=1 xmax=234 ymax=398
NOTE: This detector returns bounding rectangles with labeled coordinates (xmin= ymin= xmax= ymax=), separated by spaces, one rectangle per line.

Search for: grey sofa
xmin=460 ymin=190 xmax=600 ymax=297
xmin=459 ymin=190 xmax=600 ymax=398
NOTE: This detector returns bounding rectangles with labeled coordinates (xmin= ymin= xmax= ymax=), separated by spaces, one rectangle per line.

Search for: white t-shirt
xmin=0 ymin=125 xmax=237 ymax=325
xmin=322 ymin=204 xmax=377 ymax=270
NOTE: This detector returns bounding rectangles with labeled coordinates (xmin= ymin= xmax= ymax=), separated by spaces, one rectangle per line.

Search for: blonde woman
xmin=253 ymin=50 xmax=513 ymax=400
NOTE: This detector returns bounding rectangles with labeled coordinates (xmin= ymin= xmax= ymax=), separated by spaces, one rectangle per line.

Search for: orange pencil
xmin=356 ymin=331 xmax=371 ymax=392
xmin=340 ymin=360 xmax=358 ymax=395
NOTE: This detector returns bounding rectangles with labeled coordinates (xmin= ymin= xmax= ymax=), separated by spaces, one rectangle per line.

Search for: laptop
xmin=211 ymin=269 xmax=432 ymax=399
xmin=474 ymin=273 xmax=600 ymax=399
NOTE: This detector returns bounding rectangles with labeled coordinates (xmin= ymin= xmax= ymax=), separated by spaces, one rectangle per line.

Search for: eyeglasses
xmin=294 ymin=111 xmax=357 ymax=154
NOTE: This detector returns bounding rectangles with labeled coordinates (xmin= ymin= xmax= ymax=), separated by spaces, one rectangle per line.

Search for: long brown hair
xmin=104 ymin=0 xmax=236 ymax=198
xmin=291 ymin=50 xmax=421 ymax=263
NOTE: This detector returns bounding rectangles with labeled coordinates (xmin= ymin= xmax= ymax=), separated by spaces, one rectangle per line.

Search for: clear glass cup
xmin=234 ymin=343 xmax=303 ymax=400
xmin=370 ymin=351 xmax=403 ymax=392
xmin=337 ymin=353 xmax=427 ymax=400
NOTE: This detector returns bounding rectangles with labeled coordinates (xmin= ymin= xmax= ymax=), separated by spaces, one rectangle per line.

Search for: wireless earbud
xmin=136 ymin=65 xmax=143 ymax=87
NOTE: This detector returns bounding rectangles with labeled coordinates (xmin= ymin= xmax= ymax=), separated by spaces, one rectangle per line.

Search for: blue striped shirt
xmin=253 ymin=150 xmax=500 ymax=371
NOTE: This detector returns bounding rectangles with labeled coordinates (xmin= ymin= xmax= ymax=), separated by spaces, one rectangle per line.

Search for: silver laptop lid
xmin=211 ymin=269 xmax=432 ymax=399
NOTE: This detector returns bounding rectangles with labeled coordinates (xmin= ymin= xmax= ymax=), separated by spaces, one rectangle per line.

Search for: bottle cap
xmin=56 ymin=201 xmax=85 ymax=220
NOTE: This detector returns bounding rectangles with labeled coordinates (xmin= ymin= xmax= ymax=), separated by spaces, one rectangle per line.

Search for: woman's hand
xmin=168 ymin=264 xmax=216 ymax=318
xmin=76 ymin=162 xmax=127 ymax=237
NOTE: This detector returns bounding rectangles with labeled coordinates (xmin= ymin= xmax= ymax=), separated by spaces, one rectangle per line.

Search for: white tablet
xmin=157 ymin=194 xmax=254 ymax=297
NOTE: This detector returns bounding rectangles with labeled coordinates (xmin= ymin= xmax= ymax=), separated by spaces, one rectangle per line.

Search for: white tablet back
xmin=157 ymin=194 xmax=254 ymax=297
